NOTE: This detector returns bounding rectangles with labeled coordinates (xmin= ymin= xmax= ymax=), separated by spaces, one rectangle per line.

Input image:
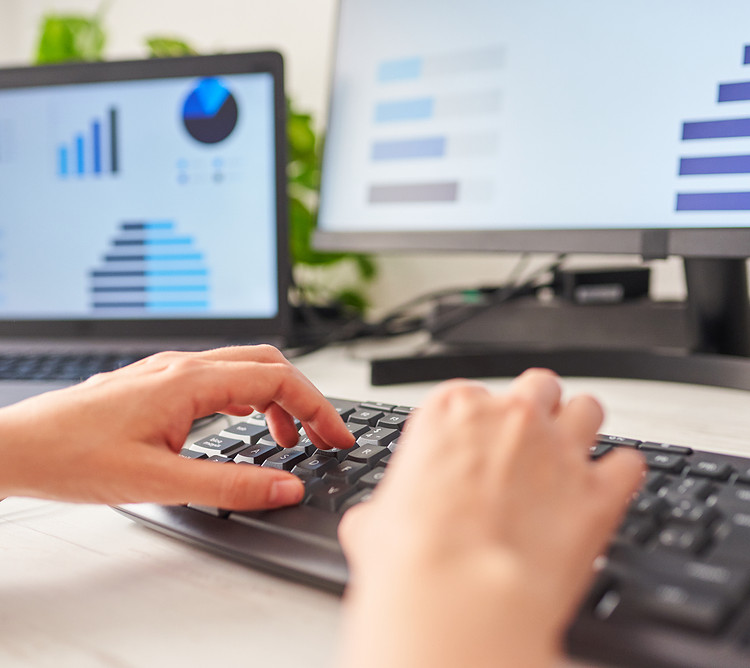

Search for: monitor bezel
xmin=0 ymin=52 xmax=291 ymax=341
xmin=314 ymin=0 xmax=750 ymax=262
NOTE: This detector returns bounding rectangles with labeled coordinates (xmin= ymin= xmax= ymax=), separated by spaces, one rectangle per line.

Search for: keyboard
xmin=0 ymin=352 xmax=150 ymax=381
xmin=117 ymin=398 xmax=750 ymax=668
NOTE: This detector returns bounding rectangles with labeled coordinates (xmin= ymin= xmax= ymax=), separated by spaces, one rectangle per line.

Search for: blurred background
xmin=0 ymin=0 xmax=686 ymax=317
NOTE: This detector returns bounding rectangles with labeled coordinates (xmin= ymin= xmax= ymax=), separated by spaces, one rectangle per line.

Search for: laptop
xmin=0 ymin=52 xmax=290 ymax=406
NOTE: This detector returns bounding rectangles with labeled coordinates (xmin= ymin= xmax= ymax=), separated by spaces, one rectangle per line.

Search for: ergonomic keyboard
xmin=117 ymin=398 xmax=750 ymax=668
xmin=0 ymin=352 xmax=150 ymax=381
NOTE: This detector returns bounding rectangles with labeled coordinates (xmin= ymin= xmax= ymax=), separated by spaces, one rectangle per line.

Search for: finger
xmin=508 ymin=368 xmax=562 ymax=415
xmin=264 ymin=402 xmax=302 ymax=447
xmin=122 ymin=447 xmax=306 ymax=510
xmin=338 ymin=501 xmax=373 ymax=557
xmin=588 ymin=448 xmax=646 ymax=544
xmin=166 ymin=358 xmax=354 ymax=450
xmin=556 ymin=394 xmax=604 ymax=453
xmin=190 ymin=344 xmax=289 ymax=364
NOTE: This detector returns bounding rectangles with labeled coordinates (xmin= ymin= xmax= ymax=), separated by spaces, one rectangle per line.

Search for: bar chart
xmin=89 ymin=221 xmax=210 ymax=314
xmin=367 ymin=46 xmax=503 ymax=206
xmin=58 ymin=107 xmax=119 ymax=179
xmin=677 ymin=45 xmax=750 ymax=211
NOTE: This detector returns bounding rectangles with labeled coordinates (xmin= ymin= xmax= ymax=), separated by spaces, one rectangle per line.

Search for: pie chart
xmin=182 ymin=78 xmax=239 ymax=144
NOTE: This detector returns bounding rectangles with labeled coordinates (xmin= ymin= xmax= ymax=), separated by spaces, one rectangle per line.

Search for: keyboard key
xmin=345 ymin=423 xmax=370 ymax=439
xmin=179 ymin=449 xmax=207 ymax=460
xmin=190 ymin=435 xmax=246 ymax=458
xmin=262 ymin=448 xmax=308 ymax=471
xmin=323 ymin=461 xmax=368 ymax=485
xmin=306 ymin=482 xmax=358 ymax=512
xmin=597 ymin=434 xmax=641 ymax=448
xmin=392 ymin=405 xmax=415 ymax=416
xmin=657 ymin=524 xmax=710 ymax=553
xmin=689 ymin=459 xmax=734 ymax=481
xmin=328 ymin=398 xmax=360 ymax=421
xmin=349 ymin=409 xmax=385 ymax=426
xmin=234 ymin=443 xmax=279 ymax=465
xmin=292 ymin=455 xmax=338 ymax=479
xmin=357 ymin=427 xmax=399 ymax=448
xmin=377 ymin=413 xmax=409 ymax=430
xmin=639 ymin=441 xmax=693 ymax=455
xmin=589 ymin=443 xmax=613 ymax=460
xmin=340 ymin=488 xmax=376 ymax=513
xmin=346 ymin=445 xmax=389 ymax=468
xmin=360 ymin=401 xmax=396 ymax=412
xmin=359 ymin=467 xmax=387 ymax=488
xmin=220 ymin=422 xmax=270 ymax=444
xmin=644 ymin=452 xmax=686 ymax=473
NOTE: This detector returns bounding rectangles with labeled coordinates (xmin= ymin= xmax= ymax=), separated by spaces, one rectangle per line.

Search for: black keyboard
xmin=0 ymin=353 xmax=151 ymax=381
xmin=118 ymin=398 xmax=750 ymax=668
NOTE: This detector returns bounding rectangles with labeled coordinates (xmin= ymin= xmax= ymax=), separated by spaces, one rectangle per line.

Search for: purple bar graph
xmin=682 ymin=118 xmax=750 ymax=140
xmin=676 ymin=191 xmax=750 ymax=211
xmin=679 ymin=155 xmax=750 ymax=175
xmin=745 ymin=45 xmax=750 ymax=65
xmin=718 ymin=82 xmax=750 ymax=102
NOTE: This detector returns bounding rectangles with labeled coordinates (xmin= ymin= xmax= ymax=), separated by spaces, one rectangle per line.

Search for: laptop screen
xmin=0 ymin=53 xmax=288 ymax=340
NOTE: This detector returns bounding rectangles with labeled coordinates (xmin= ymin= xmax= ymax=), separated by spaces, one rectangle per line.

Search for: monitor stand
xmin=369 ymin=258 xmax=750 ymax=390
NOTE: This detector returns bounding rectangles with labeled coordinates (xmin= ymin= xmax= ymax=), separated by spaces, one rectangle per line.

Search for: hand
xmin=0 ymin=345 xmax=354 ymax=509
xmin=338 ymin=370 xmax=645 ymax=668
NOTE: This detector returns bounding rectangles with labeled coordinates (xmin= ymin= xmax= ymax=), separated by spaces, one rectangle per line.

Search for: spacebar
xmin=228 ymin=505 xmax=342 ymax=546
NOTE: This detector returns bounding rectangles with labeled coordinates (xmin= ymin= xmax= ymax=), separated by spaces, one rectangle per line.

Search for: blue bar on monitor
xmin=682 ymin=118 xmax=750 ymax=140
xmin=718 ymin=82 xmax=750 ymax=102
xmin=745 ymin=45 xmax=750 ymax=65
xmin=375 ymin=98 xmax=434 ymax=122
xmin=92 ymin=120 xmax=102 ymax=174
xmin=372 ymin=137 xmax=446 ymax=160
xmin=676 ymin=191 xmax=750 ymax=210
xmin=58 ymin=146 xmax=68 ymax=176
xmin=76 ymin=135 xmax=85 ymax=174
xmin=378 ymin=58 xmax=422 ymax=82
xmin=680 ymin=155 xmax=750 ymax=175
xmin=122 ymin=222 xmax=174 ymax=231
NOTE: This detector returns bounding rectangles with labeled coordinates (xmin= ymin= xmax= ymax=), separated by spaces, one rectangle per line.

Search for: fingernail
xmin=269 ymin=478 xmax=304 ymax=506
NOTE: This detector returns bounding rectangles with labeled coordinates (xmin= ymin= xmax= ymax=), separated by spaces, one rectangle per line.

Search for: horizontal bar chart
xmin=90 ymin=221 xmax=210 ymax=313
xmin=718 ymin=81 xmax=750 ymax=102
xmin=377 ymin=46 xmax=504 ymax=83
xmin=372 ymin=137 xmax=446 ymax=160
xmin=680 ymin=155 xmax=750 ymax=175
xmin=745 ymin=45 xmax=750 ymax=65
xmin=682 ymin=117 xmax=750 ymax=140
xmin=676 ymin=192 xmax=750 ymax=210
xmin=375 ymin=98 xmax=433 ymax=122
xmin=369 ymin=182 xmax=459 ymax=204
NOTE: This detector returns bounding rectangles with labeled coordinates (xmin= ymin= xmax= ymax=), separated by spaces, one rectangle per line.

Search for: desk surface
xmin=2 ymin=342 xmax=750 ymax=667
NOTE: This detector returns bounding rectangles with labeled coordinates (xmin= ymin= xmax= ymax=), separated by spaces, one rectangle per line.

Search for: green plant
xmin=34 ymin=8 xmax=376 ymax=315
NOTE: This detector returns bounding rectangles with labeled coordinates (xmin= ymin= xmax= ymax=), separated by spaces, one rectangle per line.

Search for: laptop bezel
xmin=0 ymin=52 xmax=290 ymax=343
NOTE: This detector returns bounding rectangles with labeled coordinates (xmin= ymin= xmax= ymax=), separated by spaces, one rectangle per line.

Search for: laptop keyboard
xmin=0 ymin=353 xmax=151 ymax=381
xmin=118 ymin=397 xmax=750 ymax=668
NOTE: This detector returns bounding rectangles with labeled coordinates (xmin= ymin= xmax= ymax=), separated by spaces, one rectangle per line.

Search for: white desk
xmin=2 ymin=342 xmax=750 ymax=667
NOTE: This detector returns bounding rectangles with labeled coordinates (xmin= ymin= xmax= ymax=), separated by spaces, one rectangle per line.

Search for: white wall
xmin=0 ymin=0 xmax=685 ymax=315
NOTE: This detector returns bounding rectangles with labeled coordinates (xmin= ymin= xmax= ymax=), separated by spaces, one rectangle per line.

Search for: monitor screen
xmin=317 ymin=0 xmax=750 ymax=255
xmin=0 ymin=56 xmax=283 ymax=324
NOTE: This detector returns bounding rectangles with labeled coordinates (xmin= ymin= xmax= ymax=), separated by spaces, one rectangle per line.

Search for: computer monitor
xmin=315 ymin=0 xmax=750 ymax=388
xmin=0 ymin=52 xmax=289 ymax=341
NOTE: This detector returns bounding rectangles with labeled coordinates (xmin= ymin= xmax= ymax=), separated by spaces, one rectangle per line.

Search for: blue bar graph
xmin=375 ymin=98 xmax=434 ymax=123
xmin=58 ymin=107 xmax=119 ymax=179
xmin=378 ymin=58 xmax=422 ymax=82
xmin=718 ymin=82 xmax=750 ymax=102
xmin=676 ymin=192 xmax=750 ymax=211
xmin=92 ymin=121 xmax=102 ymax=174
xmin=58 ymin=146 xmax=68 ymax=176
xmin=76 ymin=135 xmax=85 ymax=175
xmin=372 ymin=137 xmax=446 ymax=160
xmin=745 ymin=45 xmax=750 ymax=65
xmin=682 ymin=118 xmax=750 ymax=140
xmin=680 ymin=155 xmax=750 ymax=175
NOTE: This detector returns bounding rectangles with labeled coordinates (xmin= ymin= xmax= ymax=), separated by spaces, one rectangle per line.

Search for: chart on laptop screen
xmin=0 ymin=72 xmax=278 ymax=320
xmin=319 ymin=0 xmax=750 ymax=233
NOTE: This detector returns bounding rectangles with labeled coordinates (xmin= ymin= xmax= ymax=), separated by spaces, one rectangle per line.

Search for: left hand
xmin=0 ymin=345 xmax=354 ymax=509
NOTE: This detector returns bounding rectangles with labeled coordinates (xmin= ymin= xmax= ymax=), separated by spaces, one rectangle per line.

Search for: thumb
xmin=125 ymin=449 xmax=305 ymax=510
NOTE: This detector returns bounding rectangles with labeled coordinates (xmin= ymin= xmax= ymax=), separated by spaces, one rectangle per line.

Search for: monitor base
xmin=370 ymin=346 xmax=750 ymax=390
